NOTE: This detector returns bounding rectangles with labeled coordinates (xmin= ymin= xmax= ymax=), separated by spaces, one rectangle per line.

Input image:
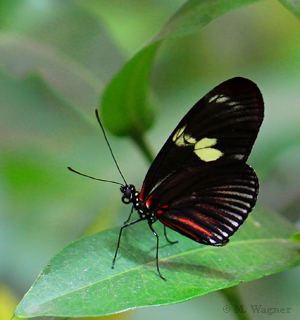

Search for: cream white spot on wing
xmin=185 ymin=135 xmax=197 ymax=144
xmin=172 ymin=126 xmax=187 ymax=147
xmin=173 ymin=126 xmax=198 ymax=147
xmin=216 ymin=95 xmax=230 ymax=103
xmin=208 ymin=95 xmax=219 ymax=103
xmin=174 ymin=134 xmax=186 ymax=147
xmin=233 ymin=154 xmax=244 ymax=160
xmin=193 ymin=137 xmax=223 ymax=162
xmin=172 ymin=126 xmax=186 ymax=142
xmin=194 ymin=137 xmax=217 ymax=149
xmin=194 ymin=147 xmax=223 ymax=162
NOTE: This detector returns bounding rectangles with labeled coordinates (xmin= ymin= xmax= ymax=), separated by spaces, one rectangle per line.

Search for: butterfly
xmin=69 ymin=77 xmax=264 ymax=280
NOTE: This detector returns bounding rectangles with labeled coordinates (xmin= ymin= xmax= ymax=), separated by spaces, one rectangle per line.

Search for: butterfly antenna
xmin=68 ymin=166 xmax=123 ymax=186
xmin=95 ymin=109 xmax=128 ymax=186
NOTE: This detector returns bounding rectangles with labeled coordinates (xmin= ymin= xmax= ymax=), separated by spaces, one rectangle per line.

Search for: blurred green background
xmin=0 ymin=0 xmax=300 ymax=319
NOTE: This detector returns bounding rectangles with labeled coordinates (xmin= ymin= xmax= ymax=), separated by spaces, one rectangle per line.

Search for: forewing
xmin=149 ymin=163 xmax=259 ymax=245
xmin=140 ymin=77 xmax=264 ymax=199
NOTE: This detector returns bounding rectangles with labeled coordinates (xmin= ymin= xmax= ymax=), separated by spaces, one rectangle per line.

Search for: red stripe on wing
xmin=161 ymin=216 xmax=213 ymax=240
xmin=139 ymin=181 xmax=146 ymax=201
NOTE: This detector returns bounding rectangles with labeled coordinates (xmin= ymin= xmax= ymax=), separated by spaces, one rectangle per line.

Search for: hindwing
xmin=148 ymin=163 xmax=258 ymax=245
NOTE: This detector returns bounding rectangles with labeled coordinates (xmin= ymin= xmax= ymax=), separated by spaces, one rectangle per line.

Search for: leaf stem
xmin=221 ymin=286 xmax=251 ymax=320
xmin=131 ymin=132 xmax=154 ymax=164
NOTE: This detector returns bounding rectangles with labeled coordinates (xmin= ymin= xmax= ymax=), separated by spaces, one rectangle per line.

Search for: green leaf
xmin=278 ymin=0 xmax=300 ymax=20
xmin=14 ymin=206 xmax=300 ymax=318
xmin=101 ymin=42 xmax=159 ymax=137
xmin=291 ymin=232 xmax=300 ymax=243
xmin=100 ymin=0 xmax=263 ymax=137
xmin=154 ymin=0 xmax=262 ymax=41
xmin=0 ymin=33 xmax=103 ymax=125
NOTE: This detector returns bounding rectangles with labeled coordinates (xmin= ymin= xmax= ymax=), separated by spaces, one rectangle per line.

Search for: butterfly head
xmin=121 ymin=184 xmax=137 ymax=204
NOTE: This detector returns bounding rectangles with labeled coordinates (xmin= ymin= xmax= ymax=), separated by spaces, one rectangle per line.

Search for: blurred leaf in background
xmin=0 ymin=0 xmax=300 ymax=319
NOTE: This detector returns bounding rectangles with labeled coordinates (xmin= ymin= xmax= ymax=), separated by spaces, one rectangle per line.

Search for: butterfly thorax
xmin=120 ymin=184 xmax=157 ymax=223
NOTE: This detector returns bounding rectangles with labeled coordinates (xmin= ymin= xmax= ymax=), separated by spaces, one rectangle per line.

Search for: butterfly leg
xmin=148 ymin=222 xmax=166 ymax=281
xmin=163 ymin=225 xmax=178 ymax=245
xmin=112 ymin=218 xmax=144 ymax=269
xmin=123 ymin=206 xmax=134 ymax=224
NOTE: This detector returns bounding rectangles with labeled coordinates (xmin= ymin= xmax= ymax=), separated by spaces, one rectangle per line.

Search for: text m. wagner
xmin=250 ymin=305 xmax=291 ymax=315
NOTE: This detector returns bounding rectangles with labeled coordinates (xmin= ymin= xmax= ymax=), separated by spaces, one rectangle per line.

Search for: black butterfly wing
xmin=147 ymin=163 xmax=258 ymax=245
xmin=140 ymin=77 xmax=264 ymax=200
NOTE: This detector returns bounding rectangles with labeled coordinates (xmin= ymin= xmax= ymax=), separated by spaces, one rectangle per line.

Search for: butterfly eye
xmin=120 ymin=185 xmax=135 ymax=204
